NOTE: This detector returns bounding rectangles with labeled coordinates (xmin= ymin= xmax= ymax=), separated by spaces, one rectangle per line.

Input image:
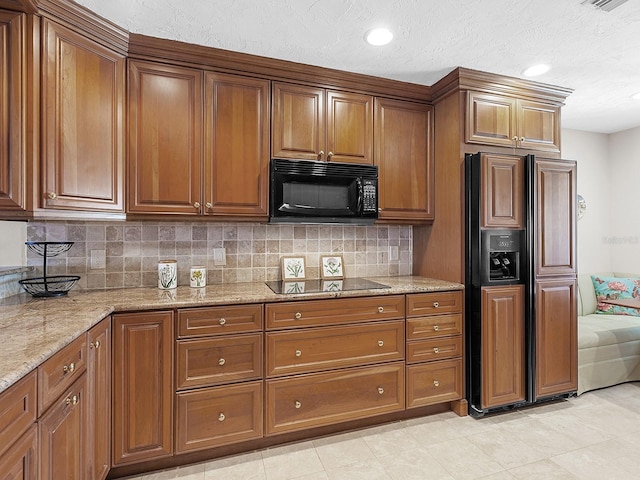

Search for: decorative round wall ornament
xmin=577 ymin=194 xmax=587 ymax=220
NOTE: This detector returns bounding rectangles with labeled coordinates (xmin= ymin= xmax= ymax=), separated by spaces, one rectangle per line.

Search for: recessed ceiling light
xmin=522 ymin=64 xmax=551 ymax=77
xmin=365 ymin=28 xmax=393 ymax=46
xmin=632 ymin=92 xmax=640 ymax=100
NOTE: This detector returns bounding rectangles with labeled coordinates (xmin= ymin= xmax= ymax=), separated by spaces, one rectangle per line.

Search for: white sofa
xmin=577 ymin=272 xmax=640 ymax=395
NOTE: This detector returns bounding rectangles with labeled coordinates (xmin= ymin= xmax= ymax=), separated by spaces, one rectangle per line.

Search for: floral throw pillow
xmin=591 ymin=275 xmax=640 ymax=316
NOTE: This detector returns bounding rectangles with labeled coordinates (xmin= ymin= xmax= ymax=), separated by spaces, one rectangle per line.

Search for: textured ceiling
xmin=74 ymin=0 xmax=640 ymax=134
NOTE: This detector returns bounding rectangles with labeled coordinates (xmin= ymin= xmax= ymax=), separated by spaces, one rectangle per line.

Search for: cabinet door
xmin=481 ymin=154 xmax=524 ymax=228
xmin=112 ymin=311 xmax=173 ymax=465
xmin=204 ymin=72 xmax=269 ymax=218
xmin=535 ymin=158 xmax=577 ymax=277
xmin=0 ymin=11 xmax=25 ymax=212
xmin=39 ymin=375 xmax=87 ymax=480
xmin=480 ymin=285 xmax=525 ymax=409
xmin=41 ymin=19 xmax=124 ymax=212
xmin=128 ymin=60 xmax=202 ymax=214
xmin=517 ymin=100 xmax=560 ymax=153
xmin=272 ymin=82 xmax=325 ymax=160
xmin=326 ymin=90 xmax=373 ymax=164
xmin=0 ymin=424 xmax=37 ymax=480
xmin=466 ymin=92 xmax=516 ymax=147
xmin=374 ymin=98 xmax=434 ymax=222
xmin=535 ymin=278 xmax=577 ymax=398
xmin=87 ymin=318 xmax=111 ymax=480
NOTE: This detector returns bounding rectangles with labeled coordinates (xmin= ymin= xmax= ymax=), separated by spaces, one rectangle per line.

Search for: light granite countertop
xmin=0 ymin=275 xmax=463 ymax=394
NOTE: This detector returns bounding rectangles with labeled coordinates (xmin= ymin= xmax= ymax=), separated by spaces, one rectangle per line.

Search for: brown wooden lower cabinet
xmin=406 ymin=358 xmax=463 ymax=408
xmin=38 ymin=374 xmax=87 ymax=480
xmin=0 ymin=424 xmax=38 ymax=480
xmin=175 ymin=380 xmax=263 ymax=453
xmin=265 ymin=362 xmax=405 ymax=436
xmin=112 ymin=311 xmax=174 ymax=466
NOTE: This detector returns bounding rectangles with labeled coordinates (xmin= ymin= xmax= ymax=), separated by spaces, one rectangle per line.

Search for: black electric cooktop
xmin=265 ymin=277 xmax=390 ymax=295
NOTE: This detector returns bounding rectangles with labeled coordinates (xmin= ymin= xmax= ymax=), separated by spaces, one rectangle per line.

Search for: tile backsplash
xmin=26 ymin=221 xmax=412 ymax=290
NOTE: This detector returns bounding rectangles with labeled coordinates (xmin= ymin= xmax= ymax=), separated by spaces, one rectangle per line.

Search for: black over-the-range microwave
xmin=269 ymin=158 xmax=378 ymax=224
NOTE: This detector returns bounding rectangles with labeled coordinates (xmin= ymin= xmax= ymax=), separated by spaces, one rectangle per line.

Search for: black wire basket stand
xmin=19 ymin=242 xmax=80 ymax=297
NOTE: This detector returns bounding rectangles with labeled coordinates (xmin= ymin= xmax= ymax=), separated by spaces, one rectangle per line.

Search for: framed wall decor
xmin=281 ymin=256 xmax=306 ymax=280
xmin=320 ymin=255 xmax=344 ymax=279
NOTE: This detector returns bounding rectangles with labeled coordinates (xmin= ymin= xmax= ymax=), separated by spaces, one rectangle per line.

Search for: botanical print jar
xmin=189 ymin=266 xmax=206 ymax=288
xmin=158 ymin=260 xmax=178 ymax=289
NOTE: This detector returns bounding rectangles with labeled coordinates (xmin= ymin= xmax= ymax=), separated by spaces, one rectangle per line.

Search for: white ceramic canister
xmin=189 ymin=266 xmax=207 ymax=288
xmin=158 ymin=260 xmax=178 ymax=289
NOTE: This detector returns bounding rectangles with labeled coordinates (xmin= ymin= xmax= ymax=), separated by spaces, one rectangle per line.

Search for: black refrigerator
xmin=464 ymin=152 xmax=578 ymax=417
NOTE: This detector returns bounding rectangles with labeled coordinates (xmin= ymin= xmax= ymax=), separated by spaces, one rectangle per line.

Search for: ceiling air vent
xmin=581 ymin=0 xmax=630 ymax=11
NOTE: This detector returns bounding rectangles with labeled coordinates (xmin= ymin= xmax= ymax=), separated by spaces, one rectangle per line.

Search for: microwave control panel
xmin=362 ymin=179 xmax=377 ymax=212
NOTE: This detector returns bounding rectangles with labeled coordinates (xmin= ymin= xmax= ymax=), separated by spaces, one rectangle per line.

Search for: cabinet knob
xmin=63 ymin=362 xmax=75 ymax=374
xmin=433 ymin=302 xmax=439 ymax=308
xmin=295 ymin=312 xmax=302 ymax=319
xmin=433 ymin=380 xmax=440 ymax=387
xmin=219 ymin=318 xmax=226 ymax=326
xmin=317 ymin=150 xmax=325 ymax=160
xmin=433 ymin=325 xmax=439 ymax=332
xmin=205 ymin=202 xmax=213 ymax=209
xmin=327 ymin=151 xmax=334 ymax=160
xmin=218 ymin=358 xmax=226 ymax=366
xmin=377 ymin=387 xmax=384 ymax=395
xmin=295 ymin=401 xmax=302 ymax=409
xmin=512 ymin=136 xmax=518 ymax=142
xmin=47 ymin=192 xmax=57 ymax=200
xmin=295 ymin=349 xmax=302 ymax=357
xmin=433 ymin=347 xmax=439 ymax=353
xmin=90 ymin=340 xmax=100 ymax=349
xmin=377 ymin=340 xmax=384 ymax=347
xmin=193 ymin=202 xmax=201 ymax=209
xmin=520 ymin=137 xmax=525 ymax=142
xmin=377 ymin=306 xmax=384 ymax=313
xmin=218 ymin=413 xmax=226 ymax=422
xmin=65 ymin=395 xmax=78 ymax=406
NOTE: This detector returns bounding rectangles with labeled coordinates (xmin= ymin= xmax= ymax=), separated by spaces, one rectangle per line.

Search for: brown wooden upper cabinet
xmin=272 ymin=82 xmax=373 ymax=164
xmin=41 ymin=19 xmax=125 ymax=212
xmin=534 ymin=158 xmax=577 ymax=277
xmin=466 ymin=91 xmax=560 ymax=153
xmin=0 ymin=10 xmax=25 ymax=213
xmin=374 ymin=98 xmax=434 ymax=223
xmin=129 ymin=61 xmax=270 ymax=219
xmin=480 ymin=153 xmax=524 ymax=228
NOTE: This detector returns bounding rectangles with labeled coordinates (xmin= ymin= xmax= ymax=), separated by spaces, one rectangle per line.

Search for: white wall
xmin=0 ymin=220 xmax=27 ymax=266
xmin=562 ymin=128 xmax=612 ymax=274
xmin=608 ymin=126 xmax=640 ymax=274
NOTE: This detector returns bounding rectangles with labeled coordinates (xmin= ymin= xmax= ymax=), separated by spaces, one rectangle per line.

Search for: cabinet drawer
xmin=176 ymin=334 xmax=262 ymax=390
xmin=177 ymin=304 xmax=262 ymax=338
xmin=406 ymin=336 xmax=462 ymax=364
xmin=406 ymin=359 xmax=463 ymax=408
xmin=0 ymin=371 xmax=37 ymax=457
xmin=265 ymin=295 xmax=404 ymax=330
xmin=266 ymin=320 xmax=404 ymax=377
xmin=406 ymin=314 xmax=462 ymax=340
xmin=406 ymin=291 xmax=463 ymax=317
xmin=38 ymin=334 xmax=87 ymax=415
xmin=265 ymin=362 xmax=404 ymax=435
xmin=175 ymin=381 xmax=262 ymax=453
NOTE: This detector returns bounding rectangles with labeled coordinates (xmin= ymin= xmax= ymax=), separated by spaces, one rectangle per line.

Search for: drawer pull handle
xmin=295 ymin=401 xmax=301 ymax=409
xmin=433 ymin=347 xmax=439 ymax=353
xmin=433 ymin=302 xmax=439 ymax=308
xmin=433 ymin=325 xmax=439 ymax=332
xmin=295 ymin=312 xmax=302 ymax=319
xmin=295 ymin=350 xmax=302 ymax=357
xmin=218 ymin=358 xmax=226 ymax=366
xmin=63 ymin=363 xmax=75 ymax=374
xmin=90 ymin=340 xmax=100 ymax=349
xmin=65 ymin=395 xmax=78 ymax=406
xmin=377 ymin=340 xmax=384 ymax=347
xmin=433 ymin=380 xmax=440 ymax=387
xmin=377 ymin=387 xmax=384 ymax=395
xmin=218 ymin=413 xmax=226 ymax=422
xmin=377 ymin=306 xmax=384 ymax=313
xmin=219 ymin=318 xmax=226 ymax=326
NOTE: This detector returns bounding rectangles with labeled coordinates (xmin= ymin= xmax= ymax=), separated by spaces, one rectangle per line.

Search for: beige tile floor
xmin=121 ymin=382 xmax=640 ymax=480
